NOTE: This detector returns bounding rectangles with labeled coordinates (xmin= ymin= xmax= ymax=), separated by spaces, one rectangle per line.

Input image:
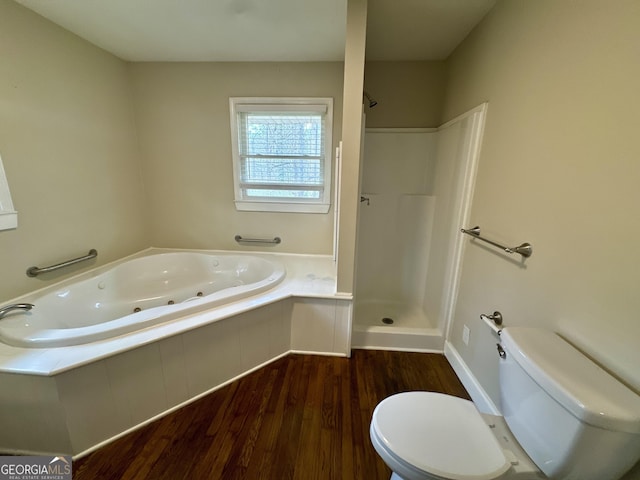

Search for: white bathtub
xmin=0 ymin=251 xmax=285 ymax=348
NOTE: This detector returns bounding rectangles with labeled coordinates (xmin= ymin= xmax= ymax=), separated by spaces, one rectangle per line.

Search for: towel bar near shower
xmin=26 ymin=249 xmax=98 ymax=277
xmin=461 ymin=226 xmax=532 ymax=258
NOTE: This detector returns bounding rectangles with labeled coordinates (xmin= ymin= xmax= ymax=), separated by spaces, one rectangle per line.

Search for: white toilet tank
xmin=499 ymin=327 xmax=640 ymax=480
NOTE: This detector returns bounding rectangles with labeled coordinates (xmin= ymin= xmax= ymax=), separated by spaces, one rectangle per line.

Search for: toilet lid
xmin=371 ymin=392 xmax=511 ymax=480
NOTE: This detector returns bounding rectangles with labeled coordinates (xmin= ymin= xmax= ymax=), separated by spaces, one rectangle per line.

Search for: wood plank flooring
xmin=73 ymin=350 xmax=470 ymax=480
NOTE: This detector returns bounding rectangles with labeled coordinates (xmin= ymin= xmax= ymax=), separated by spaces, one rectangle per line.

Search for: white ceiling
xmin=14 ymin=0 xmax=495 ymax=62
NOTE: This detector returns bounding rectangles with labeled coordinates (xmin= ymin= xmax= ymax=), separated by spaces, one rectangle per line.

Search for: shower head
xmin=364 ymin=91 xmax=378 ymax=108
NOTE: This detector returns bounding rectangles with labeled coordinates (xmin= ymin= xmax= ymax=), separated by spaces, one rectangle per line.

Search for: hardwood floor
xmin=73 ymin=350 xmax=470 ymax=480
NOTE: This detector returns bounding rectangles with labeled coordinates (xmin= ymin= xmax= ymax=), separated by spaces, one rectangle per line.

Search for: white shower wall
xmin=356 ymin=194 xmax=435 ymax=305
xmin=355 ymin=130 xmax=437 ymax=328
xmin=353 ymin=106 xmax=487 ymax=351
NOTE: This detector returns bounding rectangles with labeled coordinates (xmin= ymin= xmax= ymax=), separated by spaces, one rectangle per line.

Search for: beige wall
xmin=128 ymin=62 xmax=343 ymax=254
xmin=0 ymin=1 xmax=148 ymax=301
xmin=443 ymin=0 xmax=640 ymax=410
xmin=364 ymin=61 xmax=446 ymax=128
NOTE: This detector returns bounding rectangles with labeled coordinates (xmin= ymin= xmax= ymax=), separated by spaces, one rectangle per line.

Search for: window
xmin=229 ymin=97 xmax=333 ymax=213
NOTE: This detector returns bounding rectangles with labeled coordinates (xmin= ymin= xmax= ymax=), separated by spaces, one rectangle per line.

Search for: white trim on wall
xmin=441 ymin=103 xmax=488 ymax=342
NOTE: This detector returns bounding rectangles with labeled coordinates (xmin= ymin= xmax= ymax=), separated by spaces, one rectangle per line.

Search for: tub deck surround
xmin=0 ymin=248 xmax=342 ymax=376
xmin=0 ymin=249 xmax=352 ymax=457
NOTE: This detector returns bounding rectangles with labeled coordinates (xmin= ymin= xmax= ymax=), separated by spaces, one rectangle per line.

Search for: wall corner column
xmin=336 ymin=0 xmax=367 ymax=295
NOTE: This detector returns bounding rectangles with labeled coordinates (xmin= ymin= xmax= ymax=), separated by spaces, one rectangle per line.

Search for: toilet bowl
xmin=370 ymin=391 xmax=542 ymax=480
xmin=370 ymin=327 xmax=640 ymax=480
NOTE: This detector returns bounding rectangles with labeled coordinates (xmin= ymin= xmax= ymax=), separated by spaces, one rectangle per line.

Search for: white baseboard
xmin=289 ymin=349 xmax=348 ymax=358
xmin=444 ymin=341 xmax=500 ymax=415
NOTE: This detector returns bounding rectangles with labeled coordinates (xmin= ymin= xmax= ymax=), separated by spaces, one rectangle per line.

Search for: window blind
xmin=237 ymin=111 xmax=326 ymax=199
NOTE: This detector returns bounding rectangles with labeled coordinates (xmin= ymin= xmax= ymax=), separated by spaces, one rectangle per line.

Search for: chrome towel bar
xmin=27 ymin=249 xmax=98 ymax=277
xmin=461 ymin=226 xmax=532 ymax=258
xmin=234 ymin=235 xmax=281 ymax=245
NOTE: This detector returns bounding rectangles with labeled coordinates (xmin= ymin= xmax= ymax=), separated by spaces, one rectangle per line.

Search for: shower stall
xmin=351 ymin=104 xmax=487 ymax=351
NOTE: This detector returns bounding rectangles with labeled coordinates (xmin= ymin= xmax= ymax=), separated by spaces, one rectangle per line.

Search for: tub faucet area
xmin=0 ymin=303 xmax=34 ymax=319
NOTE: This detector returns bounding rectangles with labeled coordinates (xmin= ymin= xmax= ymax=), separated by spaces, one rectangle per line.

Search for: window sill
xmin=235 ymin=201 xmax=330 ymax=214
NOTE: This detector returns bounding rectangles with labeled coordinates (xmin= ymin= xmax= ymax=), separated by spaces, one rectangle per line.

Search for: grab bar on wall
xmin=461 ymin=226 xmax=532 ymax=258
xmin=26 ymin=249 xmax=98 ymax=277
xmin=234 ymin=235 xmax=281 ymax=245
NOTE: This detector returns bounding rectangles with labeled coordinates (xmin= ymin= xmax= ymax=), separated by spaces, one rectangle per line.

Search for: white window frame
xmin=229 ymin=97 xmax=333 ymax=214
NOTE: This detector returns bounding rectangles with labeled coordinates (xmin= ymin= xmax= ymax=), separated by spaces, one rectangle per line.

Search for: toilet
xmin=370 ymin=327 xmax=640 ymax=480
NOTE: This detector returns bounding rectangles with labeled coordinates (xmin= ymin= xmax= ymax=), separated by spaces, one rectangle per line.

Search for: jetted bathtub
xmin=0 ymin=251 xmax=285 ymax=348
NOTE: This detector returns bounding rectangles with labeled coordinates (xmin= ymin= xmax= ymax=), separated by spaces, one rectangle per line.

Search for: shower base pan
xmin=351 ymin=300 xmax=443 ymax=352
